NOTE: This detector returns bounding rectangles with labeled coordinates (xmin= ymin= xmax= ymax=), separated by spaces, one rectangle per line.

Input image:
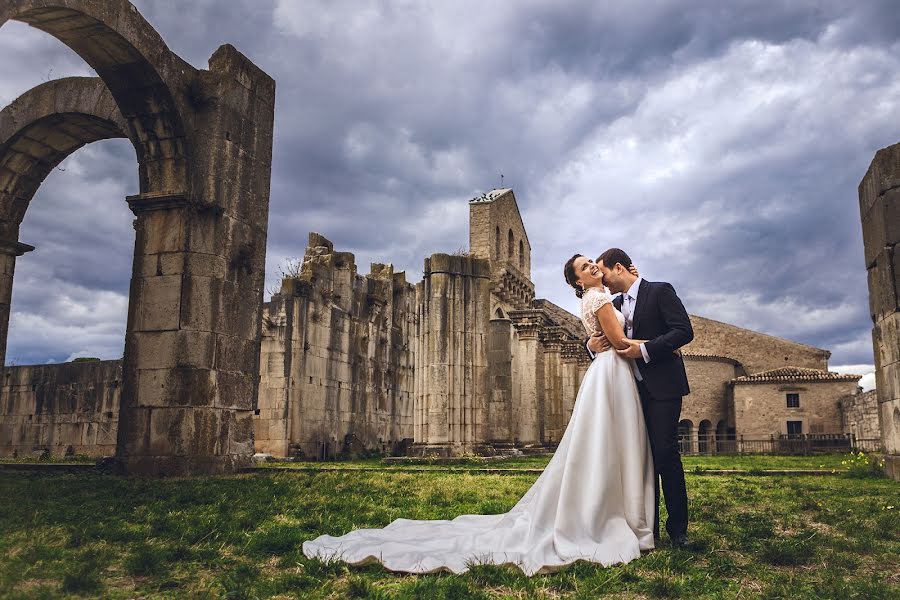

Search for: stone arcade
xmin=0 ymin=0 xmax=274 ymax=474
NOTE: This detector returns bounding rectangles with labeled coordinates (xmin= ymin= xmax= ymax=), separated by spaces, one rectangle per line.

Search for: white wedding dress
xmin=302 ymin=287 xmax=656 ymax=575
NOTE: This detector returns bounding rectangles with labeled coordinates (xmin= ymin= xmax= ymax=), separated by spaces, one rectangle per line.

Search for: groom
xmin=587 ymin=248 xmax=693 ymax=548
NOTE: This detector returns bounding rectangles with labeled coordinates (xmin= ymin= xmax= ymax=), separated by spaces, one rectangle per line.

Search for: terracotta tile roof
xmin=733 ymin=366 xmax=862 ymax=384
xmin=682 ymin=352 xmax=740 ymax=365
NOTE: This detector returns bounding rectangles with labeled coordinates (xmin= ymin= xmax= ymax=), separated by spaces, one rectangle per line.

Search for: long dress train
xmin=302 ymin=289 xmax=655 ymax=575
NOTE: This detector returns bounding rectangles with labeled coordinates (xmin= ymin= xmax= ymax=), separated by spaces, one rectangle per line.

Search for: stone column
xmin=560 ymin=339 xmax=583 ymax=430
xmin=412 ymin=254 xmax=490 ymax=456
xmin=0 ymin=238 xmax=34 ymax=368
xmin=509 ymin=309 xmax=551 ymax=446
xmin=486 ymin=316 xmax=513 ymax=445
xmin=541 ymin=327 xmax=564 ymax=445
xmin=859 ymin=144 xmax=900 ymax=481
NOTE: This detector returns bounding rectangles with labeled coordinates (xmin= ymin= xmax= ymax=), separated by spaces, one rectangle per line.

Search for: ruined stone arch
xmin=0 ymin=0 xmax=276 ymax=476
xmin=0 ymin=77 xmax=129 ymax=239
xmin=0 ymin=0 xmax=195 ymax=197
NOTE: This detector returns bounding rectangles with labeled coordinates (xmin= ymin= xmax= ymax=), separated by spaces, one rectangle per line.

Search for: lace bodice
xmin=580 ymin=287 xmax=625 ymax=336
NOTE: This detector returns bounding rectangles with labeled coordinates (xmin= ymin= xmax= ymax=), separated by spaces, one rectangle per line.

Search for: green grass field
xmin=258 ymin=453 xmax=851 ymax=472
xmin=0 ymin=454 xmax=897 ymax=599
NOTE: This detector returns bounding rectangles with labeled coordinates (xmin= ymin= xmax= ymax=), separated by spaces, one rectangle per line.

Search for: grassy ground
xmin=257 ymin=454 xmax=851 ymax=472
xmin=0 ymin=455 xmax=897 ymax=599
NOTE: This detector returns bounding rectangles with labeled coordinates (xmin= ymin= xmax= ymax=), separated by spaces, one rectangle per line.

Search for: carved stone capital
xmin=127 ymin=191 xmax=223 ymax=216
xmin=0 ymin=239 xmax=35 ymax=257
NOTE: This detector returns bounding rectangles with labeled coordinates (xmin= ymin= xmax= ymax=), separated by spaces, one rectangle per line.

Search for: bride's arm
xmin=595 ymin=304 xmax=630 ymax=350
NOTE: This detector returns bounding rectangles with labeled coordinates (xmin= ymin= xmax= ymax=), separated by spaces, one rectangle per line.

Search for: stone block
xmin=875 ymin=361 xmax=900 ymax=404
xmin=138 ymin=209 xmax=187 ymax=254
xmin=860 ymin=192 xmax=900 ymax=268
xmin=873 ymin=312 xmax=900 ymax=369
xmin=135 ymin=367 xmax=218 ymax=408
xmin=866 ymin=247 xmax=898 ymax=321
xmin=878 ymin=398 xmax=900 ymax=454
xmin=215 ymin=371 xmax=255 ymax=410
xmin=132 ymin=330 xmax=215 ymax=370
xmin=137 ymin=275 xmax=182 ymax=331
xmin=180 ymin=275 xmax=223 ymax=332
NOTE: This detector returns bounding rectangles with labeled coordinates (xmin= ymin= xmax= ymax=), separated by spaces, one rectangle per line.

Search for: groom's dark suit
xmin=613 ymin=280 xmax=692 ymax=540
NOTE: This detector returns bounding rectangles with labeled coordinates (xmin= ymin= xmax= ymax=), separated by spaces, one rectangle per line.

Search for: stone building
xmin=0 ymin=188 xmax=876 ymax=459
xmin=731 ymin=367 xmax=862 ymax=437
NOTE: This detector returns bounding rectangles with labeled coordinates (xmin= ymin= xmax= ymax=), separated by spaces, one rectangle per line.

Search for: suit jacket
xmin=610 ymin=279 xmax=693 ymax=400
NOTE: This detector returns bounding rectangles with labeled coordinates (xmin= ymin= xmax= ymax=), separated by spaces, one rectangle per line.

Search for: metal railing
xmin=678 ymin=433 xmax=883 ymax=456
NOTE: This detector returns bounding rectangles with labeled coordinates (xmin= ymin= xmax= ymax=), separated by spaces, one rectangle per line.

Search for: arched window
xmin=678 ymin=419 xmax=694 ymax=454
xmin=494 ymin=226 xmax=500 ymax=256
xmin=508 ymin=229 xmax=514 ymax=257
xmin=519 ymin=239 xmax=524 ymax=269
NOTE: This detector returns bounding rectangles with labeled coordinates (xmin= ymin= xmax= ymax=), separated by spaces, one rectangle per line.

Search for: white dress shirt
xmin=620 ymin=277 xmax=651 ymax=381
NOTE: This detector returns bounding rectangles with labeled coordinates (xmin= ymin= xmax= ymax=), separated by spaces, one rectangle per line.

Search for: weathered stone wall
xmin=840 ymin=389 xmax=881 ymax=440
xmin=732 ymin=380 xmax=860 ymax=438
xmin=255 ymin=233 xmax=416 ymax=458
xmin=0 ymin=360 xmax=121 ymax=457
xmin=413 ymin=253 xmax=491 ymax=455
xmin=858 ymin=142 xmax=900 ymax=480
xmin=681 ymin=355 xmax=739 ymax=431
xmin=687 ymin=315 xmax=828 ymax=374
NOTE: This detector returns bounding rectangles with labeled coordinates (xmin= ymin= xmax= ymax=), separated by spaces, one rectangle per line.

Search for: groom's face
xmin=597 ymin=260 xmax=625 ymax=293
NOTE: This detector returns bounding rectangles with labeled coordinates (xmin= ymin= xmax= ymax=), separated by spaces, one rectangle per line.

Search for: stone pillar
xmin=0 ymin=239 xmax=34 ymax=368
xmin=115 ymin=45 xmax=275 ymax=476
xmin=509 ymin=309 xmax=551 ymax=446
xmin=859 ymin=143 xmax=900 ymax=481
xmin=541 ymin=327 xmax=564 ymax=445
xmin=486 ymin=316 xmax=513 ymax=445
xmin=412 ymin=254 xmax=490 ymax=456
xmin=560 ymin=339 xmax=583 ymax=430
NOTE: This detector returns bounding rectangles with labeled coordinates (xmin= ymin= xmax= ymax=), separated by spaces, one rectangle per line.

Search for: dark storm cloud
xmin=1 ymin=1 xmax=896 ymax=385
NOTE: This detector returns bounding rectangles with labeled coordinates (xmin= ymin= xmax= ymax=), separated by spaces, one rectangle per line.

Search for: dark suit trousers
xmin=636 ymin=380 xmax=689 ymax=539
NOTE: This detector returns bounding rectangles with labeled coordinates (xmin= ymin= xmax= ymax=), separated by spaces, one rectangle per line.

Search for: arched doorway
xmin=698 ymin=419 xmax=712 ymax=454
xmin=678 ymin=419 xmax=694 ymax=454
xmin=0 ymin=1 xmax=275 ymax=475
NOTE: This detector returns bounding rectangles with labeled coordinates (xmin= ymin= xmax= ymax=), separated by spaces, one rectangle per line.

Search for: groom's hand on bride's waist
xmin=587 ymin=333 xmax=611 ymax=355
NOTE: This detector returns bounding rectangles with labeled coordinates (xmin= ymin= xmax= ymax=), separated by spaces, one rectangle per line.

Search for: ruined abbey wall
xmin=255 ymin=233 xmax=416 ymax=459
xmin=0 ymin=360 xmax=121 ymax=457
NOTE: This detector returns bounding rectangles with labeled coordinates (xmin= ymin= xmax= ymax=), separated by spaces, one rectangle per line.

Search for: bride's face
xmin=573 ymin=256 xmax=604 ymax=290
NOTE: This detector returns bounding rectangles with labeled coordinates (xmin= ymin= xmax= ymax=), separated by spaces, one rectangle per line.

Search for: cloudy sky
xmin=2 ymin=0 xmax=897 ymax=388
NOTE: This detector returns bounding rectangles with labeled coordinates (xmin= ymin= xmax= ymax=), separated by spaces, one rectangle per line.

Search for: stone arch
xmin=494 ymin=306 xmax=507 ymax=319
xmin=0 ymin=77 xmax=129 ymax=238
xmin=698 ymin=419 xmax=712 ymax=454
xmin=518 ymin=239 xmax=524 ymax=269
xmin=494 ymin=226 xmax=500 ymax=256
xmin=0 ymin=0 xmax=195 ymax=197
xmin=507 ymin=228 xmax=513 ymax=257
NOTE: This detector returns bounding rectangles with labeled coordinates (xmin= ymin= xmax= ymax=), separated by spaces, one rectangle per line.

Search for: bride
xmin=302 ymin=255 xmax=656 ymax=575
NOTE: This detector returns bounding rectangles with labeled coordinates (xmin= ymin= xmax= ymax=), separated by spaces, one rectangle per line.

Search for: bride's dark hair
xmin=563 ymin=254 xmax=586 ymax=298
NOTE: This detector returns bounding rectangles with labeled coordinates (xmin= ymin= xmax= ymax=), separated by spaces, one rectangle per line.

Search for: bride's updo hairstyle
xmin=564 ymin=254 xmax=586 ymax=299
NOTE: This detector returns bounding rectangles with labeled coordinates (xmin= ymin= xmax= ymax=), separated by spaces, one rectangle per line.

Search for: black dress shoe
xmin=670 ymin=533 xmax=690 ymax=548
